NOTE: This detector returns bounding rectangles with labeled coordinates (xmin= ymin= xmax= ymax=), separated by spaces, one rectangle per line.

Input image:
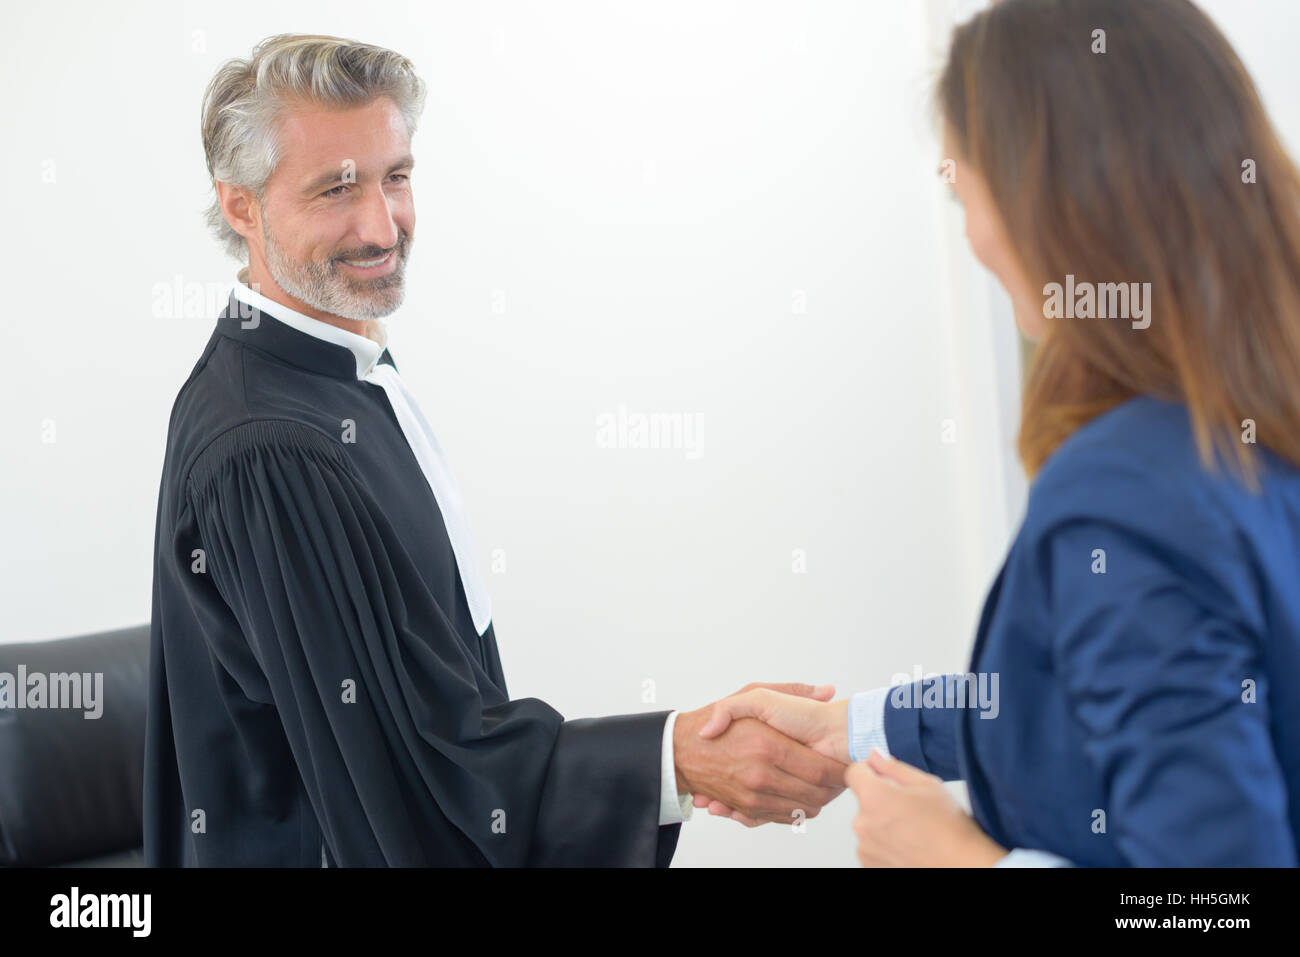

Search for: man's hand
xmin=687 ymin=686 xmax=851 ymax=825
xmin=673 ymin=683 xmax=847 ymax=827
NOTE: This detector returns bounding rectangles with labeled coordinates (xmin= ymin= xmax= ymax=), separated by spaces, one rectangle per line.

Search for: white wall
xmin=0 ymin=0 xmax=1295 ymax=867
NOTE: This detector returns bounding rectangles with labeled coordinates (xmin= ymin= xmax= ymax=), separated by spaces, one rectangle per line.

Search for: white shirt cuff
xmin=994 ymin=848 xmax=1074 ymax=867
xmin=659 ymin=710 xmax=693 ymax=825
xmin=847 ymin=686 xmax=893 ymax=763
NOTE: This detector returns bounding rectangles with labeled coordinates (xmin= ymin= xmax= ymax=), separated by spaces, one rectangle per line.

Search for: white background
xmin=1 ymin=0 xmax=1296 ymax=866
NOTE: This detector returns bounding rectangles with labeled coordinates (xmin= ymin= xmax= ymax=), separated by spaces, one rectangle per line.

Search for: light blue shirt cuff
xmin=994 ymin=848 xmax=1074 ymax=867
xmin=847 ymin=686 xmax=892 ymax=763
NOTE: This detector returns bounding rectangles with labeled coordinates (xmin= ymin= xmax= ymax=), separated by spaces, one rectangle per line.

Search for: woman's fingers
xmin=734 ymin=681 xmax=835 ymax=701
xmin=696 ymin=696 xmax=750 ymax=739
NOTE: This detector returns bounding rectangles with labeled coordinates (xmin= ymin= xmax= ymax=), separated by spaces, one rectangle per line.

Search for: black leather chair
xmin=0 ymin=624 xmax=148 ymax=866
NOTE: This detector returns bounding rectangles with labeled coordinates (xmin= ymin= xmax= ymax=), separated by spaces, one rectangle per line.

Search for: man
xmin=144 ymin=33 xmax=846 ymax=866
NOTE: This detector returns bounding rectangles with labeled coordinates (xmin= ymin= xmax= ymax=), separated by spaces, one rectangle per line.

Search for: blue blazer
xmin=883 ymin=395 xmax=1299 ymax=865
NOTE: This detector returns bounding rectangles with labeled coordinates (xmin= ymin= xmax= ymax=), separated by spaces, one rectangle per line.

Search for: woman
xmin=697 ymin=0 xmax=1300 ymax=866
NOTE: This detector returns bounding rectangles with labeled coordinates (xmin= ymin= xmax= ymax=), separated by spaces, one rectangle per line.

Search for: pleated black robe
xmin=144 ymin=291 xmax=680 ymax=866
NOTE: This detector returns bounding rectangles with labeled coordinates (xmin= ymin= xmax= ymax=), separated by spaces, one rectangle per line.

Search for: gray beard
xmin=262 ymin=219 xmax=410 ymax=320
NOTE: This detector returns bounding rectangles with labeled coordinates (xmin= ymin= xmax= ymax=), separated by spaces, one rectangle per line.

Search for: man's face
xmin=249 ymin=95 xmax=416 ymax=321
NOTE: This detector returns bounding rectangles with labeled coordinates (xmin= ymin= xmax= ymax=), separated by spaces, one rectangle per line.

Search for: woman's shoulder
xmin=1036 ymin=395 xmax=1195 ymax=486
xmin=1022 ymin=395 xmax=1289 ymax=548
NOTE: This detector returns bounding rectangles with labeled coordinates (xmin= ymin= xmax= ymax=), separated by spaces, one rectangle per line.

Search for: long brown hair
xmin=938 ymin=0 xmax=1300 ymax=487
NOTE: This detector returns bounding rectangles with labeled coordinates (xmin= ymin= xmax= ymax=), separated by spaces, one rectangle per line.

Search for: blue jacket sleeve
xmin=880 ymin=676 xmax=965 ymax=781
xmin=1049 ymin=518 xmax=1296 ymax=866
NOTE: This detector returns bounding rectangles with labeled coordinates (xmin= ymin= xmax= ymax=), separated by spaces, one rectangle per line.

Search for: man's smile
xmin=337 ymin=249 xmax=397 ymax=276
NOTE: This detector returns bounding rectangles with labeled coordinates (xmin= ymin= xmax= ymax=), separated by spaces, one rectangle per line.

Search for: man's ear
xmin=215 ymin=180 xmax=261 ymax=248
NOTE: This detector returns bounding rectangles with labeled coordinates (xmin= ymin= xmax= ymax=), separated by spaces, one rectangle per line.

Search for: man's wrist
xmin=672 ymin=706 xmax=704 ymax=792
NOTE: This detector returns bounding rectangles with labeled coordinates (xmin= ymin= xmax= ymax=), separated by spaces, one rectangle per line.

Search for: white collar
xmin=231 ymin=268 xmax=388 ymax=379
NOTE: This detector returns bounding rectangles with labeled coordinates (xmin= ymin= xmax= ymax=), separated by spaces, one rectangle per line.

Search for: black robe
xmin=144 ymin=291 xmax=680 ymax=866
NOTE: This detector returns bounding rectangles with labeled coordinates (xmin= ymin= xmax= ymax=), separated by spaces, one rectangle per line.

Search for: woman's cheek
xmin=1013 ymin=300 xmax=1046 ymax=340
xmin=965 ymin=215 xmax=1002 ymax=272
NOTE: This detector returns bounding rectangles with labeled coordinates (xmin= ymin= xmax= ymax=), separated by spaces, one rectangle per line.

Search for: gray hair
xmin=200 ymin=34 xmax=426 ymax=261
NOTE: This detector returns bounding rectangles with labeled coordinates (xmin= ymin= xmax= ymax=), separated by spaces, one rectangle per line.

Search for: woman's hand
xmin=846 ymin=749 xmax=1007 ymax=866
xmin=696 ymin=687 xmax=849 ymax=762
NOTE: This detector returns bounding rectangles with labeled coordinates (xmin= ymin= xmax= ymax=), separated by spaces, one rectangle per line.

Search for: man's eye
xmin=322 ymin=175 xmax=408 ymax=198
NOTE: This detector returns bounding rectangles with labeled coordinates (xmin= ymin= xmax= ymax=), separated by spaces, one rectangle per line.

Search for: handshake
xmin=672 ymin=682 xmax=851 ymax=827
xmin=669 ymin=681 xmax=1007 ymax=868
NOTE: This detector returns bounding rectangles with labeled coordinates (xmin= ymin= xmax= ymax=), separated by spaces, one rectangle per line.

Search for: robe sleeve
xmin=184 ymin=418 xmax=677 ymax=866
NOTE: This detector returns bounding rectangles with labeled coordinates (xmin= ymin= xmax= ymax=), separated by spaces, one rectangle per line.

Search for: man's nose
xmin=351 ymin=187 xmax=400 ymax=252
